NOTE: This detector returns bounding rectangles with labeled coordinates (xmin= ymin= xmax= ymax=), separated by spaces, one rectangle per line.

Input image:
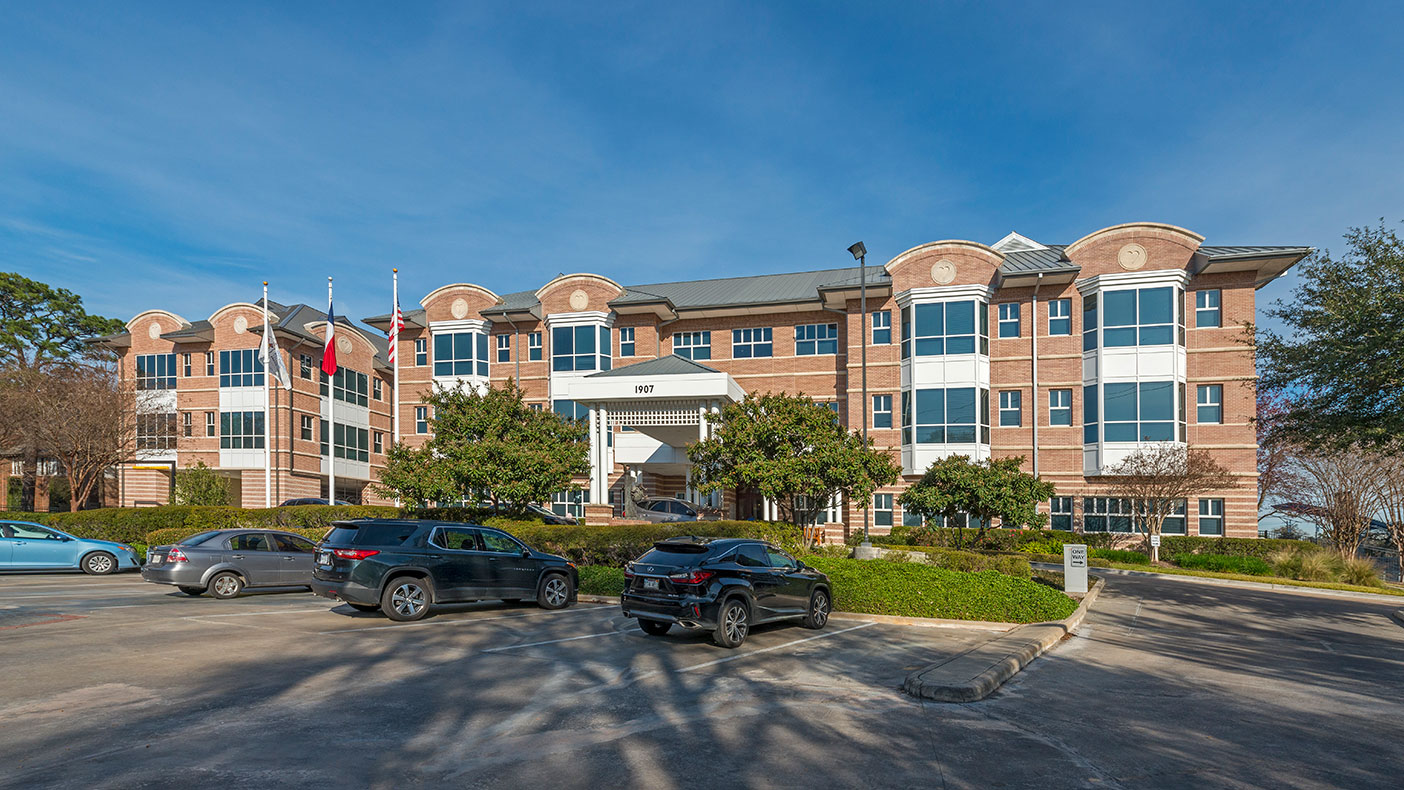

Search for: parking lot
xmin=6 ymin=571 xmax=1404 ymax=789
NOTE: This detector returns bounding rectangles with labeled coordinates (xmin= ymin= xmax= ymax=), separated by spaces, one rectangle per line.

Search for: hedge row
xmin=803 ymin=557 xmax=1078 ymax=623
xmin=865 ymin=525 xmax=1322 ymax=560
xmin=877 ymin=545 xmax=1032 ymax=578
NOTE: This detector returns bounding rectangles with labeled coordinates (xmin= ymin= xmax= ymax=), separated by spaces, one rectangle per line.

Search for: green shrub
xmin=577 ymin=566 xmax=625 ymax=596
xmin=1171 ymin=553 xmax=1273 ymax=576
xmin=865 ymin=527 xmax=1120 ymax=551
xmin=1159 ymin=535 xmax=1321 ymax=560
xmin=1091 ymin=548 xmax=1150 ymax=565
xmin=802 ymin=556 xmax=1077 ymax=623
xmin=1341 ymin=557 xmax=1384 ymax=587
xmin=1295 ymin=550 xmax=1343 ymax=581
xmin=507 ymin=521 xmax=802 ymax=566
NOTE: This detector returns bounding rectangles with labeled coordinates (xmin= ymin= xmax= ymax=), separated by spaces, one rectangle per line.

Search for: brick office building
xmin=363 ymin=222 xmax=1307 ymax=539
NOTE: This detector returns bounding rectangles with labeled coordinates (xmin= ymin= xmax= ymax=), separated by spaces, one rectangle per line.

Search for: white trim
xmin=427 ymin=318 xmax=491 ymax=333
xmin=543 ymin=310 xmax=615 ymax=328
xmin=1076 ymin=269 xmax=1190 ymax=295
xmin=895 ymin=284 xmax=995 ymax=307
xmin=992 ymin=231 xmax=1047 ymax=253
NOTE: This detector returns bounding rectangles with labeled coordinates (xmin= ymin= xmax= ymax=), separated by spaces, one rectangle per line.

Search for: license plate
xmin=316 ymin=552 xmax=332 ymax=568
xmin=149 ymin=556 xmax=162 ymax=565
xmin=643 ymin=578 xmax=659 ymax=590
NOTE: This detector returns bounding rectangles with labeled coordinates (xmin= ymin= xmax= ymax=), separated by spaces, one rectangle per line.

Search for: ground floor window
xmin=1050 ymin=496 xmax=1073 ymax=530
xmin=552 ymin=489 xmax=588 ymax=519
xmin=1161 ymin=499 xmax=1188 ymax=535
xmin=1198 ymin=498 xmax=1224 ymax=535
xmin=873 ymin=493 xmax=893 ymax=527
xmin=1084 ymin=497 xmax=1131 ymax=532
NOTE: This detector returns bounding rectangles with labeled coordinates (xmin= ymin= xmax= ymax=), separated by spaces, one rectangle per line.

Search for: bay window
xmin=434 ymin=331 xmax=489 ymax=377
xmin=1103 ymin=381 xmax=1175 ymax=442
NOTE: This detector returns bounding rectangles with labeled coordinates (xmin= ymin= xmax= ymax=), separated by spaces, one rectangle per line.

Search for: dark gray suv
xmin=142 ymin=529 xmax=318 ymax=598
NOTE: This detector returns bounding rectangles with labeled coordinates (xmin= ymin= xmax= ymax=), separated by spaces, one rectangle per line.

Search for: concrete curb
xmin=902 ymin=576 xmax=1105 ymax=704
xmin=1031 ymin=562 xmax=1404 ymax=603
xmin=1391 ymin=610 xmax=1404 ymax=628
xmin=577 ymin=593 xmax=1017 ymax=631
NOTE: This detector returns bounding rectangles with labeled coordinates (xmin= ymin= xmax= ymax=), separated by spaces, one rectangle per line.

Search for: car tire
xmin=347 ymin=603 xmax=380 ymax=613
xmin=177 ymin=586 xmax=205 ymax=596
xmin=207 ymin=572 xmax=244 ymax=599
xmin=536 ymin=573 xmax=571 ymax=610
xmin=639 ymin=619 xmax=671 ymax=636
xmin=712 ymin=597 xmax=750 ymax=649
xmin=80 ymin=551 xmax=117 ymax=575
xmin=802 ymin=589 xmax=830 ymax=630
xmin=381 ymin=577 xmax=432 ymax=621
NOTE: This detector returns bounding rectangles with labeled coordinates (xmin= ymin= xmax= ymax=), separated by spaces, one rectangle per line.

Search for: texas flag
xmin=321 ymin=298 xmax=338 ymax=375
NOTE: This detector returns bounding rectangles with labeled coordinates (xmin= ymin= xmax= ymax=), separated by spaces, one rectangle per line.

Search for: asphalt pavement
xmin=3 ymin=570 xmax=1402 ymax=789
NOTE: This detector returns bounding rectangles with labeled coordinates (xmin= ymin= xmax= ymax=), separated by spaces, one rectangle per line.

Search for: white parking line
xmin=673 ymin=622 xmax=877 ymax=673
xmin=319 ymin=604 xmax=610 ymax=634
xmin=483 ymin=627 xmax=641 ymax=652
xmin=183 ymin=608 xmax=332 ymax=619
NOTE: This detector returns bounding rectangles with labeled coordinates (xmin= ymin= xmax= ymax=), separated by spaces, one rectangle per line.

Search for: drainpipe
xmin=1031 ymin=273 xmax=1043 ymax=479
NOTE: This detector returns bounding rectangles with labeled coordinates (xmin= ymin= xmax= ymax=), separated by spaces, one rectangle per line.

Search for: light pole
xmin=848 ymin=241 xmax=872 ymax=547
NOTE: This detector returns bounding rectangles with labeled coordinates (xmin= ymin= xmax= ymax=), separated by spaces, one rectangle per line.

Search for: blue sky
xmin=2 ymin=1 xmax=1401 ymax=330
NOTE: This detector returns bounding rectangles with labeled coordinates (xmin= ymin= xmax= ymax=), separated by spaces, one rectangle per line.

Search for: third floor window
xmin=135 ymin=353 xmax=177 ymax=390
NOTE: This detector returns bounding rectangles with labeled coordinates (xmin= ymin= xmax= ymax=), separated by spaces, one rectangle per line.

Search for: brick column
xmin=0 ymin=464 xmax=9 ymax=511
xmin=34 ymin=476 xmax=50 ymax=513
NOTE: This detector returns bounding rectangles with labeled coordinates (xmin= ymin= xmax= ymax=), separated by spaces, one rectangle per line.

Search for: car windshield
xmin=635 ymin=543 xmax=713 ymax=566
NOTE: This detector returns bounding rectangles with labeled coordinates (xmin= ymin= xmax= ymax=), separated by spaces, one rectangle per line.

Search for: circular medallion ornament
xmin=233 ymin=316 xmax=248 ymax=334
xmin=450 ymin=298 xmax=469 ymax=320
xmin=1117 ymin=243 xmax=1148 ymax=270
xmin=147 ymin=322 xmax=162 ymax=339
xmin=930 ymin=259 xmax=957 ymax=285
xmin=569 ymin=289 xmax=589 ymax=311
xmin=337 ymin=337 xmax=352 ymax=354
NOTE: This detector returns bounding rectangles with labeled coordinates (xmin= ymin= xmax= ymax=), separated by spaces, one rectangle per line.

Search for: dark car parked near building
xmin=620 ymin=537 xmax=830 ymax=648
xmin=142 ymin=529 xmax=320 ymax=598
xmin=310 ymin=519 xmax=579 ymax=621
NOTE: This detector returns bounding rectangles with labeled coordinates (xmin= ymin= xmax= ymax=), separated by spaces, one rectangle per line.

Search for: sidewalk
xmin=1030 ymin=561 xmax=1404 ymax=603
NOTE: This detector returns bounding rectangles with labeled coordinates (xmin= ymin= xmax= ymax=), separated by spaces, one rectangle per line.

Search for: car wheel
xmin=381 ymin=577 xmax=431 ymax=621
xmin=639 ymin=619 xmax=671 ymax=636
xmin=712 ymin=598 xmax=750 ymax=648
xmin=802 ymin=589 xmax=830 ymax=630
xmin=81 ymin=551 xmax=117 ymax=575
xmin=176 ymin=586 xmax=205 ymax=596
xmin=537 ymin=574 xmax=571 ymax=610
xmin=347 ymin=603 xmax=380 ymax=613
xmin=208 ymin=572 xmax=244 ymax=599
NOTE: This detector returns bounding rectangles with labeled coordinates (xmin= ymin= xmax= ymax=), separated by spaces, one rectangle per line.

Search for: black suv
xmin=620 ymin=537 xmax=831 ymax=648
xmin=311 ymin=519 xmax=578 ymax=621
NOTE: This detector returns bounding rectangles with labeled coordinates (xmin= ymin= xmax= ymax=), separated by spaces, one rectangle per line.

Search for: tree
xmin=373 ymin=380 xmax=591 ymax=509
xmin=898 ymin=455 xmax=1055 ymax=548
xmin=1370 ymin=446 xmax=1404 ymax=583
xmin=1256 ymin=222 xmax=1404 ymax=449
xmin=1255 ymin=386 xmax=1304 ymax=521
xmin=1103 ymin=445 xmax=1235 ymax=563
xmin=0 ymin=273 xmax=125 ymax=510
xmin=689 ymin=392 xmax=901 ymax=527
xmin=1285 ymin=449 xmax=1381 ymax=558
xmin=173 ymin=461 xmax=230 ymax=506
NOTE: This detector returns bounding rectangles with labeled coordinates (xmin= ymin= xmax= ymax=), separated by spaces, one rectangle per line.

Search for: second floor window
xmin=1103 ymin=286 xmax=1180 ymax=347
xmin=872 ymin=310 xmax=891 ymax=344
xmin=731 ymin=327 xmax=772 ymax=358
xmin=205 ymin=352 xmax=215 ymax=376
xmin=999 ymin=390 xmax=1022 ymax=426
xmin=415 ymin=406 xmax=429 ymax=434
xmin=373 ymin=431 xmax=384 ymax=454
xmin=218 ymin=349 xmax=263 ymax=388
xmin=137 ymin=412 xmax=176 ymax=450
xmin=1196 ymin=289 xmax=1222 ymax=328
xmin=796 ymin=323 xmax=838 ymax=356
xmin=872 ymin=394 xmax=892 ymax=428
xmin=321 ymin=367 xmax=369 ymax=406
xmin=135 ymin=353 xmax=177 ymax=390
xmin=1197 ymin=384 xmax=1223 ymax=424
xmin=182 ymin=353 xmax=192 ymax=378
xmin=372 ymin=378 xmax=382 ymax=401
xmin=673 ymin=331 xmax=711 ymax=360
xmin=497 ymin=334 xmax=511 ymax=362
xmin=205 ymin=411 xmax=216 ymax=437
xmin=220 ymin=410 xmax=264 ymax=450
xmin=528 ymin=332 xmax=542 ymax=361
xmin=321 ymin=421 xmax=368 ymax=462
xmin=619 ymin=327 xmax=635 ymax=357
xmin=903 ymin=387 xmax=989 ymax=445
xmin=1049 ymin=388 xmax=1072 ymax=426
xmin=181 ymin=412 xmax=192 ymax=437
xmin=299 ymin=354 xmax=313 ymax=379
xmin=1104 ymin=381 xmax=1175 ymax=442
xmin=552 ymin=325 xmax=610 ymax=371
xmin=434 ymin=331 xmax=488 ymax=377
xmin=998 ymin=303 xmax=1021 ymax=338
xmin=1049 ymin=298 xmax=1071 ymax=336
xmin=300 ymin=415 xmax=314 ymax=441
xmin=414 ymin=338 xmax=427 ymax=366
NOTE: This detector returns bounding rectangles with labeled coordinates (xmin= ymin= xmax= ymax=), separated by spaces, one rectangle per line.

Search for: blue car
xmin=0 ymin=520 xmax=141 ymax=574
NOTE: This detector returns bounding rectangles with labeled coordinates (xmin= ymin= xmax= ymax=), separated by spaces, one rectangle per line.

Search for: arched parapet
xmin=1065 ymin=222 xmax=1204 ymax=277
xmin=420 ymin=283 xmax=501 ymax=324
xmin=883 ymin=240 xmax=1004 ymax=292
xmin=535 ymin=273 xmax=625 ymax=315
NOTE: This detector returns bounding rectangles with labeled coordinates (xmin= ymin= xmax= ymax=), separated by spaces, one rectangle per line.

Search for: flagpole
xmin=392 ymin=268 xmax=400 ymax=446
xmin=263 ymin=282 xmax=272 ymax=508
xmin=327 ymin=276 xmax=336 ymax=505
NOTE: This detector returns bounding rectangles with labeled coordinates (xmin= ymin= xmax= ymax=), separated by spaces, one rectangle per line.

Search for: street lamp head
xmin=847 ymin=241 xmax=867 ymax=260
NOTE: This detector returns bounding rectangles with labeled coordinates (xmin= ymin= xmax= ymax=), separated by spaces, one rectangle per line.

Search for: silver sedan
xmin=141 ymin=529 xmax=319 ymax=598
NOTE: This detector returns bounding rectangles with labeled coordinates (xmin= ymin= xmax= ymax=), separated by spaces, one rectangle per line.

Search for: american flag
xmin=388 ymin=296 xmax=405 ymax=363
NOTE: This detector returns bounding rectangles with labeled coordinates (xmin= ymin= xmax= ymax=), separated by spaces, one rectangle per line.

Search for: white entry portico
xmin=554 ymin=355 xmax=745 ymax=507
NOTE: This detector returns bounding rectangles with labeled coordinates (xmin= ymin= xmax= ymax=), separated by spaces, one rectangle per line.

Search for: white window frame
xmin=795 ymin=323 xmax=838 ymax=356
xmin=1048 ymin=298 xmax=1071 ymax=336
xmin=1049 ymin=388 xmax=1072 ymax=426
xmin=672 ymin=331 xmax=712 ymax=360
xmin=731 ymin=327 xmax=772 ymax=358
xmin=999 ymin=390 xmax=1022 ymax=427
xmin=871 ymin=310 xmax=892 ymax=344
xmin=1196 ymin=384 xmax=1223 ymax=424
xmin=414 ymin=337 xmax=427 ymax=366
xmin=1198 ymin=498 xmax=1224 ymax=536
xmin=1195 ymin=289 xmax=1222 ymax=328
xmin=998 ymin=302 xmax=1021 ymax=338
xmin=872 ymin=394 xmax=892 ymax=429
xmin=205 ymin=411 xmax=216 ymax=437
xmin=873 ymin=493 xmax=894 ymax=527
xmin=619 ymin=326 xmax=636 ymax=357
xmin=528 ymin=332 xmax=542 ymax=361
xmin=415 ymin=406 xmax=429 ymax=434
xmin=497 ymin=333 xmax=511 ymax=363
xmin=300 ymin=415 xmax=314 ymax=441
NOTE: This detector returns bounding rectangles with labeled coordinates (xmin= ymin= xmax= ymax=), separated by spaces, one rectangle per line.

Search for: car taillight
xmin=623 ymin=564 xmax=635 ymax=579
xmin=668 ymin=570 xmax=716 ymax=585
xmin=331 ymin=548 xmax=380 ymax=560
xmin=167 ymin=548 xmax=188 ymax=563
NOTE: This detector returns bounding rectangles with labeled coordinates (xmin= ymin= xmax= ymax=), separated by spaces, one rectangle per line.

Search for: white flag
xmin=261 ymin=312 xmax=292 ymax=390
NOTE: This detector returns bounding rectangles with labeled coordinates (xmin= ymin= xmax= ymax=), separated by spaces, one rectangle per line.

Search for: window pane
xmin=946 ymin=301 xmax=973 ymax=335
xmin=1140 ymin=381 xmax=1174 ymax=421
xmin=947 ymin=388 xmax=976 ymax=424
xmin=1104 ymin=383 xmax=1137 ymax=423
xmin=914 ymin=303 xmax=943 ymax=337
xmin=553 ymin=326 xmax=572 ymax=354
xmin=575 ymin=325 xmax=595 ymax=354
xmin=1139 ymin=287 xmax=1173 ymax=325
xmin=1104 ymin=290 xmax=1136 ymax=326
xmin=915 ymin=389 xmax=944 ymax=425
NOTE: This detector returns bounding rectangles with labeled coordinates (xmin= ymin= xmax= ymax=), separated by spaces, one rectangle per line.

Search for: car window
xmin=648 ymin=501 xmax=669 ymax=512
xmin=766 ymin=549 xmax=797 ymax=570
xmin=273 ymin=534 xmax=316 ymax=552
xmin=434 ymin=528 xmax=479 ymax=551
xmin=9 ymin=524 xmax=59 ymax=540
xmin=227 ymin=533 xmax=273 ymax=551
xmin=479 ymin=531 xmax=522 ymax=554
xmin=735 ymin=545 xmax=769 ymax=567
xmin=178 ymin=531 xmax=220 ymax=546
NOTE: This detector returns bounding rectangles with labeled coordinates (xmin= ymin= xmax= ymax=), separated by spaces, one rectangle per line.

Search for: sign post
xmin=1064 ymin=543 xmax=1088 ymax=594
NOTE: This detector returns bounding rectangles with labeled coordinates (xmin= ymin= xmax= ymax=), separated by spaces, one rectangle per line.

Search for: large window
xmin=1083 ymin=497 xmax=1132 ymax=533
xmin=904 ymin=387 xmax=989 ymax=445
xmin=1049 ymin=389 xmax=1072 ymax=426
xmin=552 ymin=489 xmax=588 ymax=519
xmin=220 ymin=411 xmax=265 ymax=450
xmin=137 ymin=413 xmax=176 ymax=450
xmin=795 ymin=323 xmax=838 ymax=356
xmin=218 ymin=350 xmax=263 ymax=388
xmin=731 ymin=327 xmax=772 ymax=358
xmin=1198 ymin=498 xmax=1224 ymax=536
xmin=1050 ymin=496 xmax=1074 ymax=531
xmin=321 ymin=367 xmax=369 ymax=406
xmin=998 ymin=303 xmax=1021 ymax=338
xmin=673 ymin=331 xmax=711 ymax=360
xmin=872 ymin=310 xmax=891 ymax=344
xmin=1102 ymin=287 xmax=1179 ymax=347
xmin=619 ymin=327 xmax=635 ymax=357
xmin=1082 ymin=294 xmax=1098 ymax=351
xmin=999 ymin=390 xmax=1022 ymax=427
xmin=320 ymin=421 xmax=369 ymax=462
xmin=496 ymin=334 xmax=511 ymax=363
xmin=552 ymin=325 xmax=611 ymax=371
xmin=1195 ymin=289 xmax=1221 ymax=328
xmin=1103 ymin=381 xmax=1175 ymax=442
xmin=874 ymin=493 xmax=894 ymax=527
xmin=1083 ymin=385 xmax=1099 ymax=443
xmin=553 ymin=399 xmax=589 ymax=423
xmin=434 ymin=331 xmax=489 ymax=377
xmin=1197 ymin=384 xmax=1223 ymax=424
xmin=1048 ymin=298 xmax=1072 ymax=336
xmin=872 ymin=394 xmax=892 ymax=428
xmin=135 ymin=353 xmax=177 ymax=390
xmin=901 ymin=300 xmax=988 ymax=358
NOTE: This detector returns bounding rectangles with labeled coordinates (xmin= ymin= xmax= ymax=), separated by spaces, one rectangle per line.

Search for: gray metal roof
xmin=613 ymin=265 xmax=891 ymax=309
xmin=1199 ymin=245 xmax=1312 ymax=258
xmin=1001 ymin=245 xmax=1077 ymax=273
xmin=587 ymin=354 xmax=720 ymax=378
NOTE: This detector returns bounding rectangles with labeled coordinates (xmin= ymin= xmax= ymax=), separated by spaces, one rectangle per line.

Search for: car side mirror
xmin=60 ymin=536 xmax=73 ymax=542
xmin=521 ymin=548 xmax=531 ymax=558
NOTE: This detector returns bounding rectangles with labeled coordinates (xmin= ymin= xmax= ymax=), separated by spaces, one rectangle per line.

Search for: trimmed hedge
xmin=1160 ymin=536 xmax=1321 ymax=560
xmin=0 ymin=506 xmax=401 ymax=546
xmin=1171 ymin=553 xmax=1273 ymax=576
xmin=1091 ymin=548 xmax=1150 ymax=565
xmin=877 ymin=545 xmax=1032 ymax=578
xmin=864 ymin=525 xmax=1323 ymax=561
xmin=803 ymin=556 xmax=1077 ymax=623
xmin=504 ymin=521 xmax=803 ymax=566
xmin=578 ymin=566 xmax=626 ymax=596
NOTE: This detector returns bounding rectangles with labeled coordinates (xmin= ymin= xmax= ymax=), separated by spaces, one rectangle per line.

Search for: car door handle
xmin=284 ymin=556 xmax=298 ymax=562
xmin=231 ymin=554 xmax=245 ymax=559
xmin=426 ymin=554 xmax=442 ymax=559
